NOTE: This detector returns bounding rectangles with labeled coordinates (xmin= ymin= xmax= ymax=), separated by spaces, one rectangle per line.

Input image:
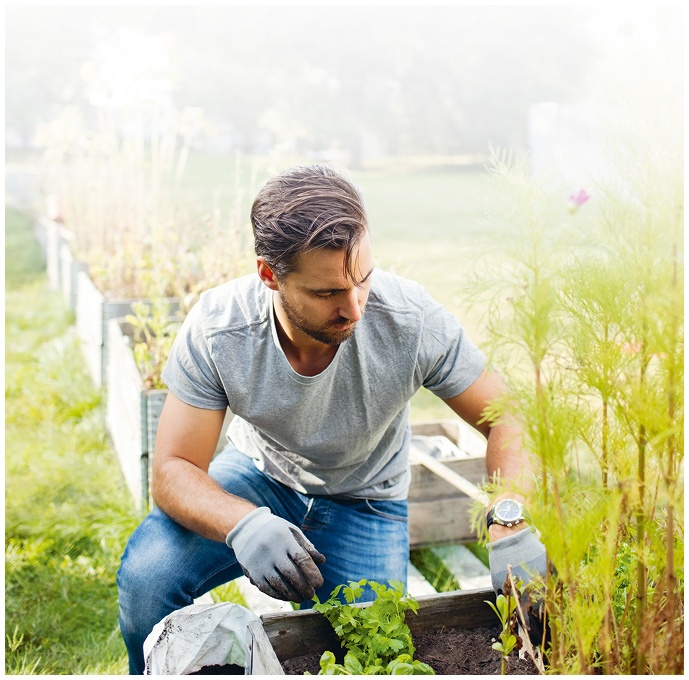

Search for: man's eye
xmin=315 ymin=292 xmax=334 ymax=299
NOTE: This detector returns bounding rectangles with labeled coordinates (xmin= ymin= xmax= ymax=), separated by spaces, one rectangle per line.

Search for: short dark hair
xmin=251 ymin=165 xmax=368 ymax=280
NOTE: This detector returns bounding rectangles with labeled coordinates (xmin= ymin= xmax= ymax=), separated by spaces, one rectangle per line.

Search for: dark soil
xmin=281 ymin=624 xmax=539 ymax=675
xmin=188 ymin=663 xmax=245 ymax=674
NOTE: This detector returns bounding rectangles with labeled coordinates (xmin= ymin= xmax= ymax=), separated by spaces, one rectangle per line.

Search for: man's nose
xmin=339 ymin=288 xmax=365 ymax=322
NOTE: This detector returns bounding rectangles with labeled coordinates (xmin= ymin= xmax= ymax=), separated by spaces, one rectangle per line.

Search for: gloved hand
xmin=487 ymin=526 xmax=547 ymax=594
xmin=226 ymin=506 xmax=325 ymax=602
xmin=488 ymin=526 xmax=548 ymax=647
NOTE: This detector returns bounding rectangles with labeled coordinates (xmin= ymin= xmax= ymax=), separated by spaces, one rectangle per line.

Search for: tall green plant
xmin=469 ymin=143 xmax=683 ymax=673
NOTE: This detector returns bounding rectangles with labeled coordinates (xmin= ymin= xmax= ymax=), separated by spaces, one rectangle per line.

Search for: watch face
xmin=496 ymin=499 xmax=522 ymax=522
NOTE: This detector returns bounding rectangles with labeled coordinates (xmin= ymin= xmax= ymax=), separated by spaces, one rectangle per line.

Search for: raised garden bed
xmin=246 ymin=588 xmax=538 ymax=675
xmin=59 ymin=233 xmax=88 ymax=312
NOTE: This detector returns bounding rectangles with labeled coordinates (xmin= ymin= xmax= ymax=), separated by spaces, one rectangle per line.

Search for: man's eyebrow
xmin=311 ymin=267 xmax=374 ymax=293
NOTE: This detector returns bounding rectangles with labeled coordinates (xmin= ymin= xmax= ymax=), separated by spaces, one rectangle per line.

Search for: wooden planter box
xmin=76 ymin=270 xmax=181 ymax=388
xmin=246 ymin=587 xmax=497 ymax=674
xmin=59 ymin=235 xmax=88 ymax=312
xmin=106 ymin=318 xmax=233 ymax=511
xmin=408 ymin=421 xmax=487 ymax=548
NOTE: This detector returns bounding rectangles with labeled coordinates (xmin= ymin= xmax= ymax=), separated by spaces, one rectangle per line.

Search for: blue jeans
xmin=117 ymin=447 xmax=410 ymax=674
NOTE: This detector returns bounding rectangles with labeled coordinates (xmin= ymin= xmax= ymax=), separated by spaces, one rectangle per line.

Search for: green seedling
xmin=486 ymin=587 xmax=520 ymax=675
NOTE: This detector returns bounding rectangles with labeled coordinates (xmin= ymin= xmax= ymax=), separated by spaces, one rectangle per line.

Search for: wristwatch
xmin=486 ymin=498 xmax=526 ymax=529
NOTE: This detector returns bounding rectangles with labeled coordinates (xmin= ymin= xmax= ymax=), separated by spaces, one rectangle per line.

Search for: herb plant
xmin=312 ymin=580 xmax=435 ymax=675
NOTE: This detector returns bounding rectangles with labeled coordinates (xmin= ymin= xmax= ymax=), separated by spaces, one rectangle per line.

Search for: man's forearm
xmin=152 ymin=457 xmax=257 ymax=543
xmin=485 ymin=417 xmax=535 ymax=539
xmin=485 ymin=415 xmax=533 ymax=494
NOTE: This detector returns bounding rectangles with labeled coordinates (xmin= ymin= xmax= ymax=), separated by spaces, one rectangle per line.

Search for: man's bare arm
xmin=151 ymin=392 xmax=257 ymax=543
xmin=443 ymin=368 xmax=533 ymax=539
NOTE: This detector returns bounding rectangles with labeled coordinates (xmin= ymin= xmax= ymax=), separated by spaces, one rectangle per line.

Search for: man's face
xmin=277 ymin=232 xmax=373 ymax=346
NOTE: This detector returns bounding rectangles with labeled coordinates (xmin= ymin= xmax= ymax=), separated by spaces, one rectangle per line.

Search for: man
xmin=117 ymin=165 xmax=546 ymax=673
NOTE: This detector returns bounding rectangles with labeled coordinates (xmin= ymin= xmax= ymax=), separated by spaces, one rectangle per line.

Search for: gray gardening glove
xmin=225 ymin=506 xmax=325 ymax=602
xmin=487 ymin=526 xmax=547 ymax=595
xmin=488 ymin=526 xmax=549 ymax=647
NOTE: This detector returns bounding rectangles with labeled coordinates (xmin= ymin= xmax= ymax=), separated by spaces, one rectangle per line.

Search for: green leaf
xmin=410 ymin=660 xmax=435 ymax=675
xmin=343 ymin=652 xmax=364 ymax=675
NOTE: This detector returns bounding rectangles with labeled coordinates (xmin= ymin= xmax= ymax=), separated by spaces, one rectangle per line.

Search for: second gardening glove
xmin=226 ymin=506 xmax=325 ymax=602
xmin=488 ymin=526 xmax=548 ymax=647
xmin=487 ymin=526 xmax=547 ymax=595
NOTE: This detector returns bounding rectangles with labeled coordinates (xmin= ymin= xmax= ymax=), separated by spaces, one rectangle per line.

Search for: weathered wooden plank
xmin=76 ymin=271 xmax=105 ymax=386
xmin=409 ymin=496 xmax=478 ymax=547
xmin=411 ymin=448 xmax=489 ymax=505
xmin=407 ymin=561 xmax=437 ymax=596
xmin=58 ymin=232 xmax=87 ymax=312
xmin=261 ymin=607 xmax=341 ymax=661
xmin=408 ymin=588 xmax=496 ymax=632
xmin=411 ymin=420 xmax=487 ymax=458
xmin=411 ymin=420 xmax=461 ymax=442
xmin=75 ymin=271 xmax=181 ymax=387
xmin=259 ymin=588 xmax=496 ymax=663
xmin=106 ymin=318 xmax=147 ymax=508
xmin=44 ymin=218 xmax=63 ymax=291
xmin=247 ymin=619 xmax=285 ymax=675
xmin=408 ymin=457 xmax=487 ymax=500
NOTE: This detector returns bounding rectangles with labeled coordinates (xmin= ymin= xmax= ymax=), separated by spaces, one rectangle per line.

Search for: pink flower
xmin=567 ymin=188 xmax=591 ymax=214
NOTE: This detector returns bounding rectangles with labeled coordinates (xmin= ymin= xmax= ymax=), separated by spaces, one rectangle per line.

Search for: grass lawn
xmin=5 ymin=206 xmax=141 ymax=674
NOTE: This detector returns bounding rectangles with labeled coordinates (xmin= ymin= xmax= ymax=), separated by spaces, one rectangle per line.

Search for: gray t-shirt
xmin=162 ymin=269 xmax=486 ymax=500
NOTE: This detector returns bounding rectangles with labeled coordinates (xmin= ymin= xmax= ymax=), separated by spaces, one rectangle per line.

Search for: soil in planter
xmin=188 ymin=663 xmax=245 ymax=674
xmin=281 ymin=624 xmax=539 ymax=675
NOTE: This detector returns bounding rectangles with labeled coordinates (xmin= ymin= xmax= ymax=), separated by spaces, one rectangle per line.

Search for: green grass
xmin=5 ymin=206 xmax=142 ymax=674
xmin=4 ymin=206 xmax=248 ymax=674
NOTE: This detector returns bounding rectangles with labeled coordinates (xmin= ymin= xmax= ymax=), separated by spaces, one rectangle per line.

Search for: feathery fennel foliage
xmin=466 ymin=125 xmax=683 ymax=674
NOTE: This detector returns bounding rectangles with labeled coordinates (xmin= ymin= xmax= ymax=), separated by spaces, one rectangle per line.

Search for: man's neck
xmin=273 ymin=298 xmax=337 ymax=376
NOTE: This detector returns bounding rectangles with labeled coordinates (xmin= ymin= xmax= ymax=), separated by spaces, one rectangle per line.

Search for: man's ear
xmin=257 ymin=257 xmax=280 ymax=291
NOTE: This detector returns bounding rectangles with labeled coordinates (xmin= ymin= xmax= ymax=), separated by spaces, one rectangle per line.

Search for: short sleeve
xmin=416 ymin=293 xmax=487 ymax=399
xmin=161 ymin=302 xmax=229 ymax=410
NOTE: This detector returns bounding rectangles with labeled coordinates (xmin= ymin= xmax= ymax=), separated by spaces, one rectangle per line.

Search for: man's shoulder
xmin=193 ymin=273 xmax=268 ymax=336
xmin=369 ymin=269 xmax=433 ymax=312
